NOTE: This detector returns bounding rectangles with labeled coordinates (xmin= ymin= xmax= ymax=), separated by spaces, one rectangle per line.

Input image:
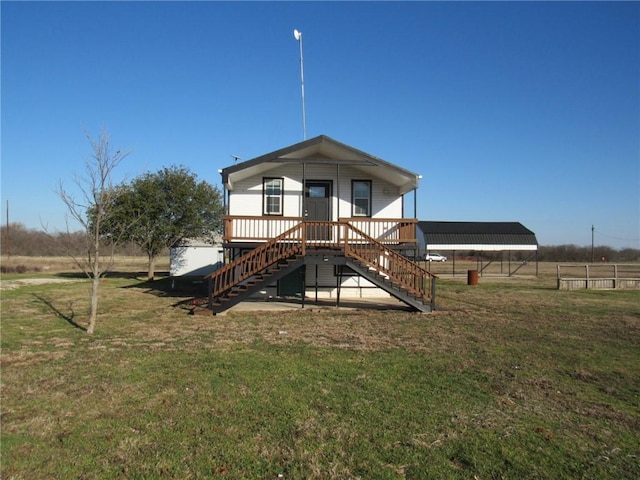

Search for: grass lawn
xmin=1 ymin=262 xmax=639 ymax=479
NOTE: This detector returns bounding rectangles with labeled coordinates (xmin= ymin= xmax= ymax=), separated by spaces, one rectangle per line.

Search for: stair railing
xmin=341 ymin=222 xmax=435 ymax=300
xmin=207 ymin=220 xmax=434 ymax=305
xmin=206 ymin=223 xmax=305 ymax=300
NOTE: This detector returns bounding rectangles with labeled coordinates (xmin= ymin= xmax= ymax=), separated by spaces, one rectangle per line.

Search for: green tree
xmin=106 ymin=166 xmax=223 ymax=280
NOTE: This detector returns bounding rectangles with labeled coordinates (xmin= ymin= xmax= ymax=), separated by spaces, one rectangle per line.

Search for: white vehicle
xmin=424 ymin=253 xmax=447 ymax=262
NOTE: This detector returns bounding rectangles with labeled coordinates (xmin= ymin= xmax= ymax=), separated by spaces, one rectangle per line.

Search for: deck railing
xmin=208 ymin=220 xmax=433 ymax=303
xmin=209 ymin=223 xmax=305 ymax=300
xmin=223 ymin=215 xmax=417 ymax=244
xmin=342 ymin=223 xmax=432 ymax=299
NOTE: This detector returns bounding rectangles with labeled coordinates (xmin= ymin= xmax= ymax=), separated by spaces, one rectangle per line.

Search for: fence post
xmin=585 ymin=264 xmax=589 ymax=289
xmin=614 ymin=264 xmax=618 ymax=289
xmin=430 ymin=276 xmax=437 ymax=311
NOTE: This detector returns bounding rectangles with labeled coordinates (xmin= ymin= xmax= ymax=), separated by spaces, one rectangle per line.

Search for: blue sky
xmin=2 ymin=1 xmax=639 ymax=249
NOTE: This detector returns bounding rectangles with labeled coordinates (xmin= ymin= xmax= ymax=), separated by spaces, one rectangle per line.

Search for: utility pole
xmin=5 ymin=200 xmax=9 ymax=260
xmin=591 ymin=225 xmax=594 ymax=263
xmin=6 ymin=200 xmax=11 ymax=260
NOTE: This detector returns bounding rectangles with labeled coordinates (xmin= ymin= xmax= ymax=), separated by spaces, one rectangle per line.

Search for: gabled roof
xmin=221 ymin=135 xmax=420 ymax=194
xmin=417 ymin=221 xmax=538 ymax=251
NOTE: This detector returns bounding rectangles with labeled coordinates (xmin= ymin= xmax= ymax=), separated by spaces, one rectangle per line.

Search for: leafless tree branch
xmin=54 ymin=127 xmax=130 ymax=334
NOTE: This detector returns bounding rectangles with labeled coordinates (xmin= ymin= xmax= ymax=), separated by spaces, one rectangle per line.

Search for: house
xmin=204 ymin=135 xmax=436 ymax=314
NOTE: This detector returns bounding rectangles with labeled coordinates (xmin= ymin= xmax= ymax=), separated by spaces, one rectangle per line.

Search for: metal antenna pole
xmin=294 ymin=29 xmax=307 ymax=140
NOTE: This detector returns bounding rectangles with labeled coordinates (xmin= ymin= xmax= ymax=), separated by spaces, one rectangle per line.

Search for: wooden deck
xmin=223 ymin=216 xmax=417 ymax=245
xmin=206 ymin=219 xmax=434 ymax=314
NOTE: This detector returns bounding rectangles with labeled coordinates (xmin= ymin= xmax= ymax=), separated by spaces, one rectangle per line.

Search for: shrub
xmin=0 ymin=264 xmax=41 ymax=274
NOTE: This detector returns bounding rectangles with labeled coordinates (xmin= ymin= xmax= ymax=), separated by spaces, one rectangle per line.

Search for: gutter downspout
xmin=336 ymin=164 xmax=340 ymax=220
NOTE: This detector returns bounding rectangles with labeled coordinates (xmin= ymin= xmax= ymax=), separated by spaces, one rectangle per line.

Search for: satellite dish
xmin=293 ymin=29 xmax=301 ymax=40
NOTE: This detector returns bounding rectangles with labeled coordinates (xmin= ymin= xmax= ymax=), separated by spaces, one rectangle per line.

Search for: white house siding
xmin=228 ymin=164 xmax=303 ymax=217
xmin=170 ymin=245 xmax=224 ymax=277
xmin=228 ymin=162 xmax=403 ymax=300
xmin=335 ymin=165 xmax=403 ymax=219
xmin=227 ymin=176 xmax=262 ymax=216
xmin=304 ymin=264 xmax=390 ymax=299
xmin=372 ymin=181 xmax=403 ymax=218
xmin=228 ymin=163 xmax=404 ymax=221
xmin=251 ymin=264 xmax=390 ymax=300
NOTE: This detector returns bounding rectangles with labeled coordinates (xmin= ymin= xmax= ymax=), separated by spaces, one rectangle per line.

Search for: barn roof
xmin=417 ymin=221 xmax=538 ymax=251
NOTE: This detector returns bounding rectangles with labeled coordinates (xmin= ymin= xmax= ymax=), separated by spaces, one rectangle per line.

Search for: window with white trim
xmin=263 ymin=178 xmax=283 ymax=215
xmin=352 ymin=180 xmax=371 ymax=217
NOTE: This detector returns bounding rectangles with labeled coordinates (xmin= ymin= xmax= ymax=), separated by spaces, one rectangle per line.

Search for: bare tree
xmin=55 ymin=128 xmax=130 ymax=334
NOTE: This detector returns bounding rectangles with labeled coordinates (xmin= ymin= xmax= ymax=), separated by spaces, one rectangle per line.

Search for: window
xmin=308 ymin=185 xmax=327 ymax=198
xmin=263 ymin=178 xmax=283 ymax=215
xmin=352 ymin=180 xmax=371 ymax=217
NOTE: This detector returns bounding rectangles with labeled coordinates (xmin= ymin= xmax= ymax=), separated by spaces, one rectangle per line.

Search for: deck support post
xmin=301 ymin=266 xmax=306 ymax=309
xmin=315 ymin=264 xmax=319 ymax=303
xmin=336 ymin=265 xmax=342 ymax=308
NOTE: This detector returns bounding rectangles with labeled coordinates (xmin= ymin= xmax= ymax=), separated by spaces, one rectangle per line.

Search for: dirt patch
xmin=0 ymin=278 xmax=82 ymax=291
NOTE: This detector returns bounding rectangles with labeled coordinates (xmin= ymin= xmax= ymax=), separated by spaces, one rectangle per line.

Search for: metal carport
xmin=417 ymin=221 xmax=539 ymax=276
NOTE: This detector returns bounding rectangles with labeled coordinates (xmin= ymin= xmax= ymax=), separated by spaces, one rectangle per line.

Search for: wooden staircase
xmin=343 ymin=259 xmax=433 ymax=312
xmin=203 ymin=221 xmax=436 ymax=315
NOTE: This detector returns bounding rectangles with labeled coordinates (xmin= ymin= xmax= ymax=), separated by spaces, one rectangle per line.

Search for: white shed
xmin=170 ymin=236 xmax=224 ymax=277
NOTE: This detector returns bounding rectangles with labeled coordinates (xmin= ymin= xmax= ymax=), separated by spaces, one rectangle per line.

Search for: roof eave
xmin=221 ymin=135 xmax=420 ymax=191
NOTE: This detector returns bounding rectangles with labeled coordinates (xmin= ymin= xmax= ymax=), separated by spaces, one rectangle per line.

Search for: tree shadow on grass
xmin=32 ymin=294 xmax=87 ymax=331
xmin=55 ymin=271 xmax=171 ymax=280
xmin=121 ymin=276 xmax=209 ymax=310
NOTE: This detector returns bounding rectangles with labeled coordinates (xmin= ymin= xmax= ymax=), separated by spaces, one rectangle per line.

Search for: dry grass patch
xmin=1 ymin=270 xmax=639 ymax=479
xmin=1 ymin=255 xmax=169 ymax=275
